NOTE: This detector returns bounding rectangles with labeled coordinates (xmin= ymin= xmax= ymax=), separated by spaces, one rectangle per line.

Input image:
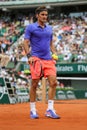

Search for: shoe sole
xmin=45 ymin=114 xmax=60 ymax=119
xmin=30 ymin=116 xmax=39 ymax=119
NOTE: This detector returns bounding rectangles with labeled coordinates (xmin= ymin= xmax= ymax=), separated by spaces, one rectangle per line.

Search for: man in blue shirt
xmin=24 ymin=6 xmax=60 ymax=119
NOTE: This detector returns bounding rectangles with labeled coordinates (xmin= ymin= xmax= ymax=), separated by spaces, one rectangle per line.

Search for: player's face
xmin=36 ymin=11 xmax=48 ymax=24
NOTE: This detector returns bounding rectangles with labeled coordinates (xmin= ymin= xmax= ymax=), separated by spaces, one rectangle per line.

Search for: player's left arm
xmin=50 ymin=40 xmax=58 ymax=60
xmin=50 ymin=40 xmax=57 ymax=54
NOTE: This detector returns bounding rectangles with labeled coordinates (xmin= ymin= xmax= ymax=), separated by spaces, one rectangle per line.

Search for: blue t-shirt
xmin=24 ymin=22 xmax=53 ymax=60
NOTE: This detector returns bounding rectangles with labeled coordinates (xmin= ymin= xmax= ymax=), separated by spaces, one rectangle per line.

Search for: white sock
xmin=47 ymin=100 xmax=54 ymax=110
xmin=30 ymin=102 xmax=36 ymax=112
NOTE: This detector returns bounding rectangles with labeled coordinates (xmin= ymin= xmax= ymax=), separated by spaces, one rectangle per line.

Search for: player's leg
xmin=45 ymin=75 xmax=60 ymax=119
xmin=48 ymin=75 xmax=57 ymax=101
xmin=29 ymin=57 xmax=43 ymax=119
xmin=43 ymin=59 xmax=60 ymax=119
xmin=30 ymin=78 xmax=40 ymax=119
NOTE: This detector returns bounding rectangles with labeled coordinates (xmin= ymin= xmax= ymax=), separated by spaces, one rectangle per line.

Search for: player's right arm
xmin=23 ymin=39 xmax=30 ymax=55
xmin=23 ymin=39 xmax=34 ymax=64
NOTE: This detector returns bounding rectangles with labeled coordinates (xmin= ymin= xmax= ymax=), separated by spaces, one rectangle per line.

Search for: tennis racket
xmin=32 ymin=60 xmax=44 ymax=78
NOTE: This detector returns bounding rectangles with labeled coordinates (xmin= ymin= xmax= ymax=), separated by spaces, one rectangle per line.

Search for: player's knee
xmin=50 ymin=80 xmax=57 ymax=88
xmin=32 ymin=83 xmax=38 ymax=89
xmin=32 ymin=81 xmax=39 ymax=89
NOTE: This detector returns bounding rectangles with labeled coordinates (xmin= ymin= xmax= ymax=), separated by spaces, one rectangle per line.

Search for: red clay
xmin=0 ymin=99 xmax=87 ymax=130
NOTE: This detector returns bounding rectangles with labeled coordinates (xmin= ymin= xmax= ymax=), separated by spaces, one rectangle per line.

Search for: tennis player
xmin=24 ymin=6 xmax=60 ymax=119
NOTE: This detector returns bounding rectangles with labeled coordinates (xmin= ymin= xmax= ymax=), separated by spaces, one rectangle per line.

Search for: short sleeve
xmin=24 ymin=24 xmax=32 ymax=40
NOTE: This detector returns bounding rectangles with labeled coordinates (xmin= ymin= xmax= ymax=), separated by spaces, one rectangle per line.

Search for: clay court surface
xmin=0 ymin=99 xmax=87 ymax=130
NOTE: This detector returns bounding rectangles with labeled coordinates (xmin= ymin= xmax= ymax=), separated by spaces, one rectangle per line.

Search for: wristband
xmin=27 ymin=53 xmax=31 ymax=58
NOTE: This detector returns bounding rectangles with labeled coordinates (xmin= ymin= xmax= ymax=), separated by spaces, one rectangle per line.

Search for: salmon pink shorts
xmin=29 ymin=56 xmax=57 ymax=79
